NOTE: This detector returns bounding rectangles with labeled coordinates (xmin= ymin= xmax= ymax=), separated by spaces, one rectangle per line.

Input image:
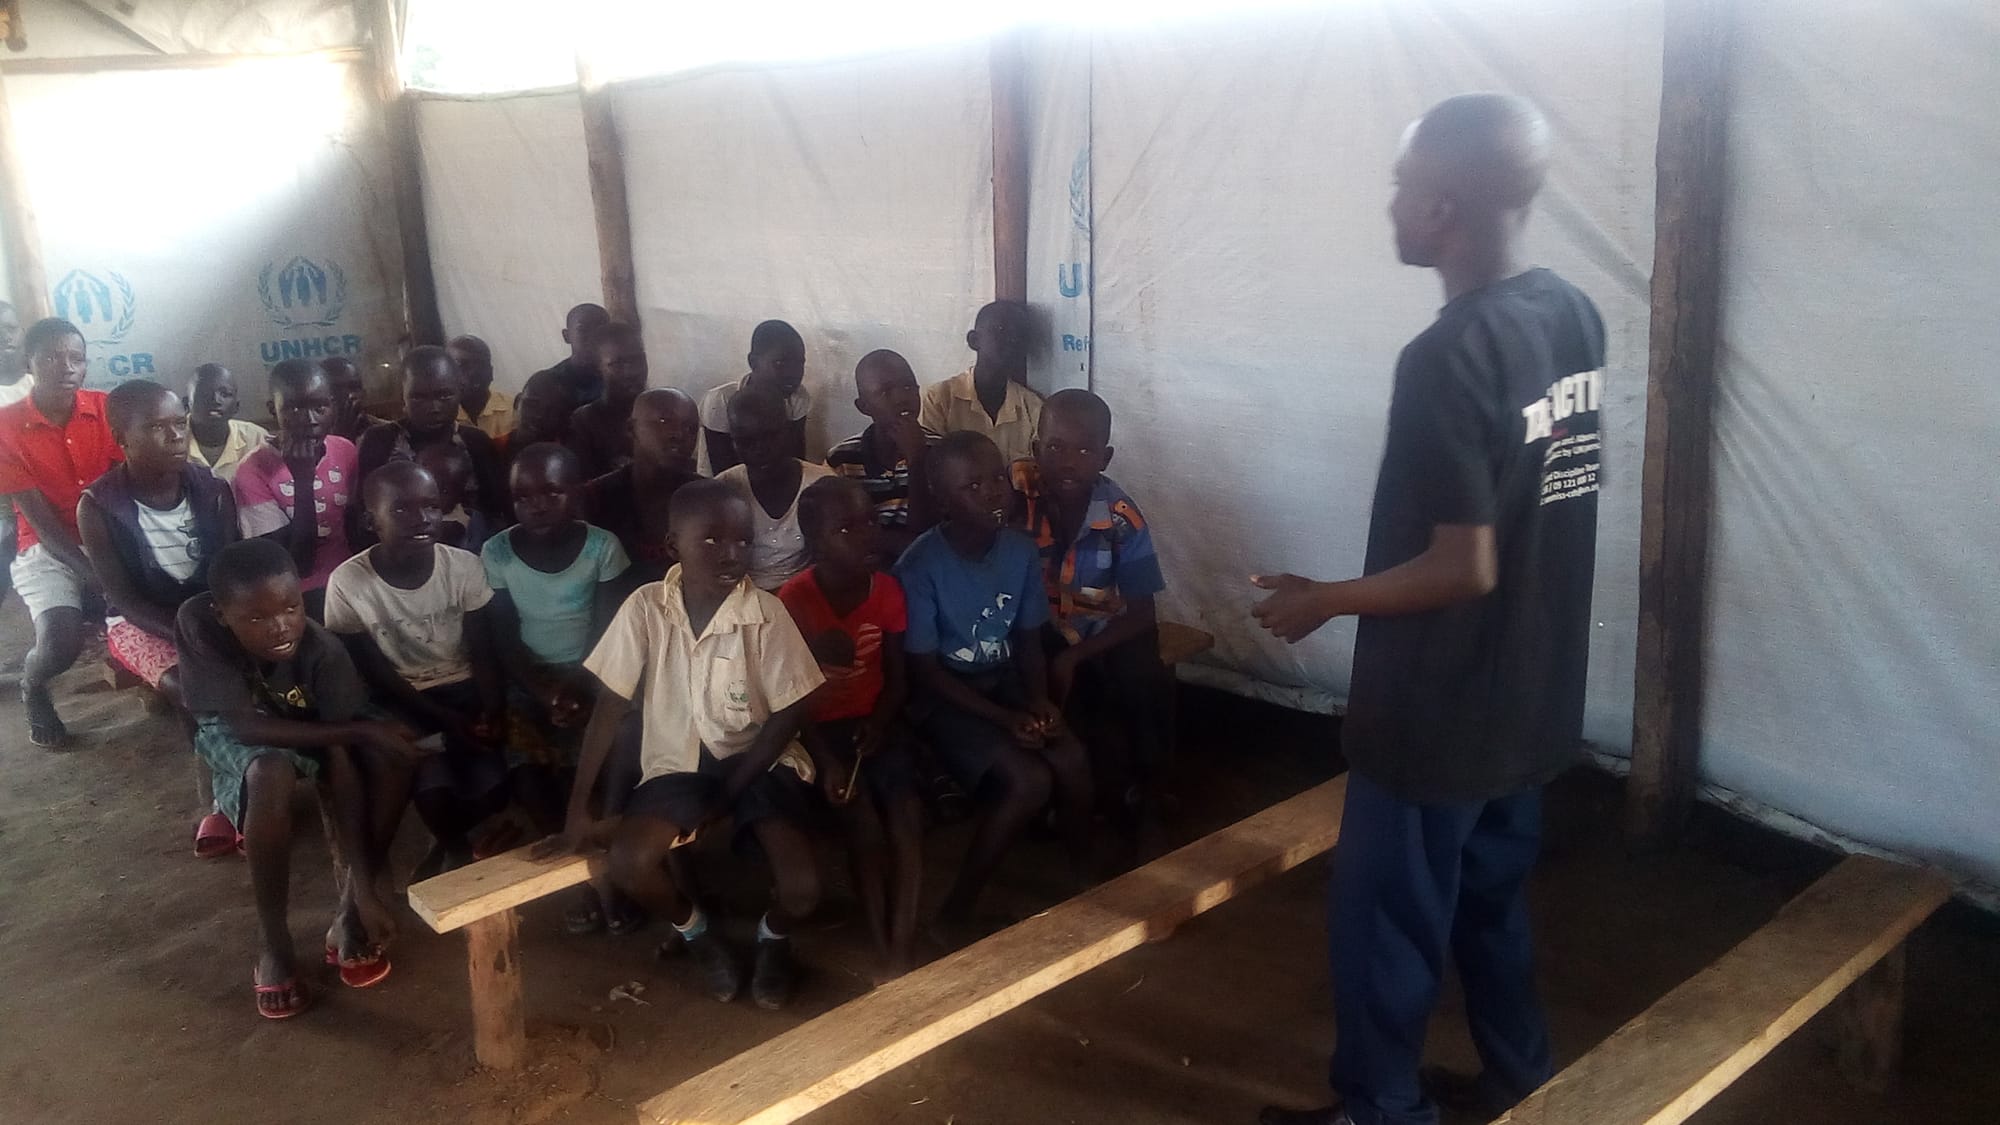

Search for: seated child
xmin=77 ymin=380 xmax=241 ymax=855
xmin=185 ymin=363 xmax=270 ymax=481
xmin=827 ymin=349 xmax=941 ymax=557
xmin=537 ymin=479 xmax=827 ymax=1009
xmin=895 ymin=431 xmax=1093 ymax=926
xmin=448 ymin=334 xmax=514 ymax=439
xmin=566 ymin=321 xmax=649 ymax=480
xmin=919 ymin=300 xmax=1044 ymax=465
xmin=233 ymin=358 xmax=360 ymax=620
xmin=778 ymin=477 xmax=923 ymax=975
xmin=355 ymin=346 xmax=508 ymax=538
xmin=1012 ymin=389 xmax=1174 ymax=851
xmin=485 ymin=443 xmax=634 ymax=932
xmin=718 ymin=386 xmax=833 ymax=591
xmin=417 ymin=441 xmax=489 ymax=552
xmin=325 ymin=460 xmax=508 ymax=878
xmin=322 ymin=355 xmax=387 ymax=443
xmin=497 ymin=368 xmax=573 ymax=467
xmin=586 ymin=386 xmax=702 ymax=589
xmin=701 ymin=319 xmax=811 ymax=474
xmin=174 ymin=539 xmax=418 ymax=1018
xmin=0 ymin=318 xmax=123 ymax=747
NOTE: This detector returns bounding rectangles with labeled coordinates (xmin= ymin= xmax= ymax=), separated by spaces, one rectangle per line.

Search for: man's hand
xmin=885 ymin=412 xmax=929 ymax=463
xmin=531 ymin=817 xmax=610 ymax=861
xmin=1250 ymin=573 xmax=1338 ymax=644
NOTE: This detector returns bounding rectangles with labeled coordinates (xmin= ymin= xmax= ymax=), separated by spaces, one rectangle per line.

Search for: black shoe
xmin=685 ymin=930 xmax=742 ymax=1003
xmin=750 ymin=936 xmax=796 ymax=1010
xmin=1419 ymin=1066 xmax=1515 ymax=1118
xmin=1257 ymin=1107 xmax=1351 ymax=1125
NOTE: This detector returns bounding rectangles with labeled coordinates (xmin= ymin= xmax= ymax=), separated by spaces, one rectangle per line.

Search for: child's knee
xmin=991 ymin=751 xmax=1054 ymax=809
xmin=772 ymin=846 xmax=823 ymax=917
xmin=243 ymin=755 xmax=297 ymax=814
xmin=607 ymin=820 xmax=676 ymax=890
xmin=1041 ymin=736 xmax=1093 ymax=792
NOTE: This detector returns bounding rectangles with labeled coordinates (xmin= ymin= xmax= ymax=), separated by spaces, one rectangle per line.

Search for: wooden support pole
xmin=576 ymin=59 xmax=638 ymax=324
xmin=989 ymin=30 xmax=1029 ymax=305
xmin=465 ymin=909 xmax=529 ymax=1071
xmin=1826 ymin=943 xmax=1907 ymax=1094
xmin=366 ymin=0 xmax=443 ymax=348
xmin=0 ymin=71 xmax=49 ymax=320
xmin=1626 ymin=0 xmax=1731 ymax=845
xmin=0 ymin=46 xmax=366 ymax=76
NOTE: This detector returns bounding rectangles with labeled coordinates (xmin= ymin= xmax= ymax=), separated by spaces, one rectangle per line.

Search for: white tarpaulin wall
xmin=1704 ymin=0 xmax=2000 ymax=889
xmin=615 ymin=45 xmax=994 ymax=463
xmin=415 ymin=92 xmax=600 ymax=391
xmin=5 ymin=56 xmax=400 ymax=409
xmin=1070 ymin=1 xmax=1659 ymax=743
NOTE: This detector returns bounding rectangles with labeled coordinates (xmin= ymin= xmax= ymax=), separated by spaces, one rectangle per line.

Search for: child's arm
xmin=858 ymin=631 xmax=909 ymax=755
xmin=1251 ymin=524 xmax=1498 ymax=643
xmin=589 ymin=577 xmax=624 ymax=647
xmin=533 ymin=686 xmax=634 ymax=857
xmin=485 ymin=588 xmax=569 ymax=711
xmin=912 ymin=651 xmax=1042 ymax=746
xmin=208 ymin=704 xmax=418 ymax=761
xmin=797 ymin=716 xmax=854 ymax=806
xmin=716 ymin=698 xmax=810 ymax=814
xmin=1013 ymin=621 xmax=1063 ymax=733
xmin=275 ymin=437 xmax=326 ymax=576
xmin=10 ymin=490 xmax=95 ymax=582
xmin=704 ymin=428 xmax=739 ymax=474
xmin=461 ymin=604 xmax=507 ymax=734
xmin=1048 ymin=595 xmax=1157 ymax=702
xmin=76 ymin=494 xmax=175 ymax=637
xmin=335 ymin=630 xmax=468 ymax=735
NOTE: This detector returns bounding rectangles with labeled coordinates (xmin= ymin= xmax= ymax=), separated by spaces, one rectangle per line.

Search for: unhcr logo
xmin=258 ymin=256 xmax=348 ymax=330
xmin=51 ymin=269 xmax=137 ymax=346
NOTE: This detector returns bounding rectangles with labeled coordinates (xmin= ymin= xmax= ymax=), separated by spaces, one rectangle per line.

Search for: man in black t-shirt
xmin=1252 ymin=95 xmax=1605 ymax=1125
xmin=530 ymin=302 xmax=611 ymax=410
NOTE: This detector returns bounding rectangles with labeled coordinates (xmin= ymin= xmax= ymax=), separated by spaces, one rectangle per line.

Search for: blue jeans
xmin=1327 ymin=770 xmax=1551 ymax=1125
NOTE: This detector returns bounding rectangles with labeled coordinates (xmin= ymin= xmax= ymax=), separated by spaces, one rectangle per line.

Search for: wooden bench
xmin=640 ymin=775 xmax=1345 ymax=1125
xmin=406 ymin=620 xmax=1218 ymax=1071
xmin=1496 ymin=854 xmax=1952 ymax=1124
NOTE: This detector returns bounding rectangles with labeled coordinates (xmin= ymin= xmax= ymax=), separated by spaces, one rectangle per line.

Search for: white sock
xmin=674 ymin=906 xmax=708 ymax=938
xmin=757 ymin=913 xmax=785 ymax=942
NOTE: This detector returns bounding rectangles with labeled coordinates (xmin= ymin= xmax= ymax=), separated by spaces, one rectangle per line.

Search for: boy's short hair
xmin=932 ymin=428 xmax=1001 ymax=475
xmin=21 ymin=317 xmax=83 ymax=360
xmin=269 ymin=357 xmax=320 ymax=397
xmin=105 ymin=379 xmax=174 ymax=437
xmin=749 ymin=319 xmax=802 ymax=356
xmin=974 ymin=299 xmax=1028 ymax=329
xmin=209 ymin=538 xmax=299 ymax=603
xmin=402 ymin=344 xmax=455 ymax=382
xmin=510 ymin=441 xmax=578 ymax=479
xmin=726 ymin=385 xmax=787 ymax=431
xmin=796 ymin=475 xmax=868 ymax=541
xmin=363 ymin=458 xmax=435 ymax=507
xmin=1042 ymin=387 xmax=1113 ymax=444
xmin=668 ymin=477 xmax=744 ymax=533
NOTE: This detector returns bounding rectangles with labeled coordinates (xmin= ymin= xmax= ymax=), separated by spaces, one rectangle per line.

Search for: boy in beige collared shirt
xmin=538 ymin=479 xmax=826 ymax=1010
xmin=919 ymin=300 xmax=1045 ymax=465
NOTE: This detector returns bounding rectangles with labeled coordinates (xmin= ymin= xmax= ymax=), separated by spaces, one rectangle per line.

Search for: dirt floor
xmin=1 ymin=600 xmax=1995 ymax=1125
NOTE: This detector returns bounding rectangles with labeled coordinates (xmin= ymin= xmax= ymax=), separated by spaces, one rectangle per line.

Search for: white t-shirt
xmin=698 ymin=376 xmax=814 ymax=475
xmin=718 ymin=460 xmax=834 ymax=591
xmin=323 ymin=544 xmax=494 ymax=690
xmin=134 ymin=496 xmax=199 ymax=582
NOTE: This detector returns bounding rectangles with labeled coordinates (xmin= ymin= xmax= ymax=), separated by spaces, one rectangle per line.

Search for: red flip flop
xmin=194 ymin=813 xmax=238 ymax=859
xmin=254 ymin=977 xmax=311 ymax=1020
xmin=324 ymin=944 xmax=392 ymax=989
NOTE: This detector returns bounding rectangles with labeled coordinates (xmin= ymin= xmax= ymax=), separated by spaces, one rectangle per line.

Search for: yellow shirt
xmin=918 ymin=367 xmax=1044 ymax=465
xmin=582 ymin=564 xmax=824 ymax=782
xmin=458 ymin=393 xmax=515 ymax=439
xmin=187 ymin=418 xmax=271 ymax=481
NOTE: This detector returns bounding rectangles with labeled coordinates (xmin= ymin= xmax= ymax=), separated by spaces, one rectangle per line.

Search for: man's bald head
xmin=1391 ymin=93 xmax=1550 ymax=269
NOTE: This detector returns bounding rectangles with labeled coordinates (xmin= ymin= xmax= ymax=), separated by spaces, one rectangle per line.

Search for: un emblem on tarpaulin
xmin=51 ymin=269 xmax=137 ymax=346
xmin=259 ymin=256 xmax=348 ymax=330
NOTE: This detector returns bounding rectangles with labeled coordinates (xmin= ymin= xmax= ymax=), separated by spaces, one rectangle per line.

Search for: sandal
xmin=23 ymin=689 xmax=70 ymax=749
xmin=563 ymin=893 xmax=605 ymax=936
xmin=253 ymin=977 xmax=312 ymax=1020
xmin=194 ymin=813 xmax=238 ymax=859
xmin=323 ymin=944 xmax=392 ymax=989
xmin=604 ymin=892 xmax=648 ymax=937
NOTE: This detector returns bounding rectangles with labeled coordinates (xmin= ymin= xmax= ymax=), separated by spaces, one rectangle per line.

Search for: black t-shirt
xmin=535 ymin=356 xmax=604 ymax=410
xmin=1342 ymin=268 xmax=1607 ymax=802
xmin=174 ymin=593 xmax=367 ymax=722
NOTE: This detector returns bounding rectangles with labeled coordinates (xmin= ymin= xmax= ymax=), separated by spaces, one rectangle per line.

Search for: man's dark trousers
xmin=1327 ymin=769 xmax=1552 ymax=1125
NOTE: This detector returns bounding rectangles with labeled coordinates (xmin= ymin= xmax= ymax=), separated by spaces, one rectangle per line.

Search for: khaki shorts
xmin=10 ymin=542 xmax=85 ymax=619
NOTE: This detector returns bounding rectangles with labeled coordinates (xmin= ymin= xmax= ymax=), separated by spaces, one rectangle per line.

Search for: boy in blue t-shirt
xmin=895 ymin=431 xmax=1093 ymax=927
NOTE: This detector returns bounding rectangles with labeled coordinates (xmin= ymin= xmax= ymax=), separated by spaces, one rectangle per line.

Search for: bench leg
xmin=1829 ymin=944 xmax=1906 ymax=1093
xmin=466 ymin=909 xmax=529 ymax=1071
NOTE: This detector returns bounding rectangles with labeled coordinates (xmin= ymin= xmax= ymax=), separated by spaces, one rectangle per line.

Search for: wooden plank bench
xmin=640 ymin=774 xmax=1346 ymax=1125
xmin=406 ymin=620 xmax=1217 ymax=1071
xmin=1496 ymin=854 xmax=1952 ymax=1124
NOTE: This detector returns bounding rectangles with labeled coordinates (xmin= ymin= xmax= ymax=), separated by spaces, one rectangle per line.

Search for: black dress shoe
xmin=751 ymin=936 xmax=796 ymax=1010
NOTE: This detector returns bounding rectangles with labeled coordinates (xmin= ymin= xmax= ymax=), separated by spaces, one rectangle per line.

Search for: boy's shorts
xmin=106 ymin=618 xmax=178 ymax=690
xmin=625 ymin=748 xmax=809 ymax=847
xmin=409 ymin=680 xmax=509 ymax=804
xmin=11 ymin=543 xmax=87 ymax=620
xmin=193 ymin=716 xmax=322 ymax=827
xmin=814 ymin=716 xmax=919 ymax=807
xmin=914 ymin=667 xmax=1033 ymax=793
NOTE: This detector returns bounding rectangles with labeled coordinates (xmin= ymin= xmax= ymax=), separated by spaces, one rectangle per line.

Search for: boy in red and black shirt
xmin=777 ymin=476 xmax=923 ymax=976
xmin=0 ymin=318 xmax=122 ymax=746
